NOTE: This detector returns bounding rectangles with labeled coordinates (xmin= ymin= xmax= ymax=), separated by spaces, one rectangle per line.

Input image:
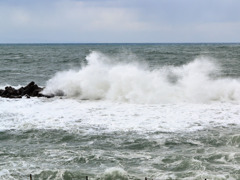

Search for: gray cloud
xmin=0 ymin=0 xmax=240 ymax=43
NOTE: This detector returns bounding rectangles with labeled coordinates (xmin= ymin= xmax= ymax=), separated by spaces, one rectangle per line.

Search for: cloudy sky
xmin=0 ymin=0 xmax=240 ymax=43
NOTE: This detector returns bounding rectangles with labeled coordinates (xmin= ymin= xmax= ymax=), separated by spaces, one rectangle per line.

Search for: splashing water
xmin=43 ymin=51 xmax=240 ymax=103
xmin=1 ymin=44 xmax=240 ymax=180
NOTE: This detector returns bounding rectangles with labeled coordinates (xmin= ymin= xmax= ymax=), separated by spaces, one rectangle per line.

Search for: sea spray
xmin=43 ymin=51 xmax=240 ymax=103
xmin=100 ymin=168 xmax=128 ymax=180
xmin=1 ymin=44 xmax=240 ymax=180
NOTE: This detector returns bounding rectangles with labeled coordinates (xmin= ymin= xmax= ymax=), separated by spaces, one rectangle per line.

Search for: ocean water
xmin=0 ymin=43 xmax=240 ymax=180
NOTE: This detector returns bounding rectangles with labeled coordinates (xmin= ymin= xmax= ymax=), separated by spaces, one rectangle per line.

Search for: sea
xmin=0 ymin=43 xmax=240 ymax=180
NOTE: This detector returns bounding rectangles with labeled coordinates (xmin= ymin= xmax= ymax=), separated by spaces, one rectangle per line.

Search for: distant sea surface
xmin=1 ymin=43 xmax=240 ymax=179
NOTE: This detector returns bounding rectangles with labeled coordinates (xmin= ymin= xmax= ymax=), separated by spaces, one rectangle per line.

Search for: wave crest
xmin=43 ymin=51 xmax=240 ymax=103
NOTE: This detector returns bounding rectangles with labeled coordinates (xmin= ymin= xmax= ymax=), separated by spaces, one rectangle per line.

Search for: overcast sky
xmin=1 ymin=0 xmax=240 ymax=43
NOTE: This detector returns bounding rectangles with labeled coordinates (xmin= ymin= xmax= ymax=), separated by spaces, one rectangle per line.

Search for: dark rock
xmin=8 ymin=95 xmax=22 ymax=98
xmin=32 ymin=88 xmax=43 ymax=96
xmin=1 ymin=86 xmax=18 ymax=97
xmin=0 ymin=89 xmax=4 ymax=95
xmin=18 ymin=87 xmax=24 ymax=94
xmin=0 ymin=82 xmax=54 ymax=99
xmin=24 ymin=94 xmax=31 ymax=98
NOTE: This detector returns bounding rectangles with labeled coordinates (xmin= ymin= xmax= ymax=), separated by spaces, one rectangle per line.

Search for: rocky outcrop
xmin=0 ymin=81 xmax=53 ymax=98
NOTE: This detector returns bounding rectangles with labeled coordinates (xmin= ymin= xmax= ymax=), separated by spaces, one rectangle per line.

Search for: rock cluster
xmin=0 ymin=81 xmax=53 ymax=98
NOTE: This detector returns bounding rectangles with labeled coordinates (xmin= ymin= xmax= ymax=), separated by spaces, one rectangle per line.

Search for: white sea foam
xmin=0 ymin=97 xmax=240 ymax=133
xmin=100 ymin=167 xmax=128 ymax=180
xmin=43 ymin=51 xmax=240 ymax=103
xmin=1 ymin=51 xmax=240 ymax=133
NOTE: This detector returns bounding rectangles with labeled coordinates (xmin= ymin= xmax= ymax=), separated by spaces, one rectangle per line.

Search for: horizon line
xmin=0 ymin=42 xmax=240 ymax=45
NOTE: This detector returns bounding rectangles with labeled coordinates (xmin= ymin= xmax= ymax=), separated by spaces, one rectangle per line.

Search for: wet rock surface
xmin=0 ymin=81 xmax=53 ymax=98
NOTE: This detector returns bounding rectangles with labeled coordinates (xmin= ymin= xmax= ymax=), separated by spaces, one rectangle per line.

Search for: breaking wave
xmin=43 ymin=51 xmax=240 ymax=103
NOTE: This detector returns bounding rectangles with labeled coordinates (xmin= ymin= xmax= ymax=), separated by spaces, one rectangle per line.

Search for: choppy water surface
xmin=0 ymin=44 xmax=240 ymax=179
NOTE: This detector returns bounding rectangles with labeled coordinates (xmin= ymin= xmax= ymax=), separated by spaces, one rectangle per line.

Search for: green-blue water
xmin=0 ymin=44 xmax=240 ymax=179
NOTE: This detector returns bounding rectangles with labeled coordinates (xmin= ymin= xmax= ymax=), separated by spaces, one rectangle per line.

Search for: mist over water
xmin=1 ymin=44 xmax=240 ymax=179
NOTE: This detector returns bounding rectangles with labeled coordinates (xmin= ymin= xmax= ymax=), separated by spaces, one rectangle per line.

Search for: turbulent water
xmin=1 ymin=43 xmax=240 ymax=180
